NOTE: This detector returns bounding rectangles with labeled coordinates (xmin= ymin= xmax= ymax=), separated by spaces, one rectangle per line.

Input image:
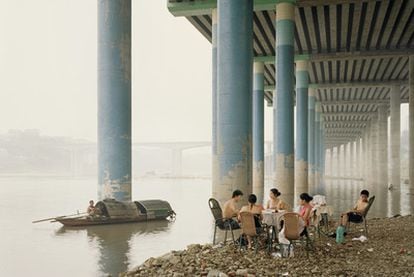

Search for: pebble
xmin=120 ymin=215 xmax=414 ymax=277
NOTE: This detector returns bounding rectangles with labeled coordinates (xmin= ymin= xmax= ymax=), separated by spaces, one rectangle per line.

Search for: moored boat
xmin=54 ymin=199 xmax=176 ymax=227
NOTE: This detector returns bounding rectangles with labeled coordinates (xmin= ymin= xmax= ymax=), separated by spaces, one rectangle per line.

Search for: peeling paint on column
xmin=314 ymin=102 xmax=321 ymax=194
xmin=308 ymin=88 xmax=316 ymax=192
xmin=295 ymin=59 xmax=308 ymax=199
xmin=211 ymin=8 xmax=219 ymax=200
xmin=275 ymin=153 xmax=294 ymax=205
xmin=409 ymin=56 xmax=414 ymax=192
xmin=98 ymin=0 xmax=131 ymax=201
xmin=390 ymin=86 xmax=401 ymax=190
xmin=253 ymin=161 xmax=264 ymax=204
xmin=253 ymin=61 xmax=264 ymax=204
xmin=215 ymin=0 xmax=253 ymax=205
xmin=274 ymin=1 xmax=296 ymax=207
xmin=378 ymin=104 xmax=388 ymax=187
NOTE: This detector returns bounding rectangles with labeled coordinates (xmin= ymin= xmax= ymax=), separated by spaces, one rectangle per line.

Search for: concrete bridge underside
xmin=96 ymin=0 xmax=414 ymax=206
xmin=166 ymin=0 xmax=414 ymax=207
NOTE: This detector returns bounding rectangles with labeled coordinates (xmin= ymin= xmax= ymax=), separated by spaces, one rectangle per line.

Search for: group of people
xmin=221 ymin=188 xmax=370 ymax=248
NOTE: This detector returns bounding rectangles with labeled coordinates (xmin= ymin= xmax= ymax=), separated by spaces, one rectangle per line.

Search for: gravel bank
xmin=121 ymin=215 xmax=414 ymax=277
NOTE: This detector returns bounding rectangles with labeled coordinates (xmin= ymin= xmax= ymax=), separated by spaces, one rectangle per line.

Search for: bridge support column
xmin=253 ymin=61 xmax=265 ymax=204
xmin=356 ymin=138 xmax=361 ymax=179
xmin=211 ymin=8 xmax=219 ymax=196
xmin=338 ymin=144 xmax=343 ymax=178
xmin=295 ymin=60 xmax=308 ymax=199
xmin=215 ymin=0 xmax=253 ymax=204
xmin=350 ymin=141 xmax=354 ymax=179
xmin=319 ymin=117 xmax=325 ymax=194
xmin=274 ymin=1 xmax=296 ymax=206
xmin=371 ymin=115 xmax=379 ymax=185
xmin=98 ymin=0 xmax=131 ymax=201
xmin=409 ymin=56 xmax=414 ymax=191
xmin=390 ymin=85 xmax=401 ymax=189
xmin=314 ymin=102 xmax=321 ymax=192
xmin=308 ymin=88 xmax=316 ymax=193
xmin=378 ymin=104 xmax=388 ymax=186
xmin=365 ymin=123 xmax=371 ymax=183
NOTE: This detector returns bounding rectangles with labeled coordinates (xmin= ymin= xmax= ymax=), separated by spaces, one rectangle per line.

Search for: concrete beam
xmin=168 ymin=0 xmax=292 ymax=17
xmin=321 ymin=99 xmax=409 ymax=105
xmin=323 ymin=120 xmax=369 ymax=124
xmin=168 ymin=0 xmax=384 ymax=17
xmin=322 ymin=112 xmax=375 ymax=117
xmin=264 ymin=80 xmax=407 ymax=91
xmin=314 ymin=80 xmax=407 ymax=89
xmin=324 ymin=127 xmax=365 ymax=131
xmin=325 ymin=124 xmax=367 ymax=128
xmin=255 ymin=49 xmax=414 ymax=64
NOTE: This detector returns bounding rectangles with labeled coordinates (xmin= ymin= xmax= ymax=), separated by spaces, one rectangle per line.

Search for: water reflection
xmin=56 ymin=220 xmax=170 ymax=276
xmin=324 ymin=179 xmax=413 ymax=218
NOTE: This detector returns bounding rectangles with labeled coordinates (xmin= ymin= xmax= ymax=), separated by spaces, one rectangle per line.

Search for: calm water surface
xmin=0 ymin=177 xmax=412 ymax=276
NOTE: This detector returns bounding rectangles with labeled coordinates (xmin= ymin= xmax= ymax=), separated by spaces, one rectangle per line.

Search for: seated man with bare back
xmin=222 ymin=189 xmax=243 ymax=229
xmin=339 ymin=189 xmax=369 ymax=226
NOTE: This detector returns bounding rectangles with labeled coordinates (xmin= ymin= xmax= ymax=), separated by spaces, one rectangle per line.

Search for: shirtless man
xmin=339 ymin=190 xmax=369 ymax=226
xmin=222 ymin=190 xmax=243 ymax=229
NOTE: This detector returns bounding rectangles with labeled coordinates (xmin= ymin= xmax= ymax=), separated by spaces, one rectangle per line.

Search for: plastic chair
xmin=346 ymin=196 xmax=375 ymax=237
xmin=282 ymin=212 xmax=314 ymax=256
xmin=239 ymin=212 xmax=269 ymax=253
xmin=208 ymin=198 xmax=238 ymax=244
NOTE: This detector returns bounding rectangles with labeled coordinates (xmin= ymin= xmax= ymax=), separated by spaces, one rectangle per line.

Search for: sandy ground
xmin=121 ymin=215 xmax=414 ymax=277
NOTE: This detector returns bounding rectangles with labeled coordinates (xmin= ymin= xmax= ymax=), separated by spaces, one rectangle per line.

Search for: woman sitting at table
xmin=266 ymin=188 xmax=290 ymax=211
xmin=278 ymin=193 xmax=313 ymax=244
xmin=238 ymin=194 xmax=264 ymax=249
xmin=298 ymin=193 xmax=313 ymax=228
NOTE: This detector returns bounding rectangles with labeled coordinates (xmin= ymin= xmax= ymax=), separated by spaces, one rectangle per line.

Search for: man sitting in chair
xmin=339 ymin=189 xmax=369 ymax=226
xmin=222 ymin=189 xmax=243 ymax=229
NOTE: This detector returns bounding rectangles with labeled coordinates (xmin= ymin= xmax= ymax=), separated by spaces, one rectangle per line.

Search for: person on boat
xmin=87 ymin=200 xmax=96 ymax=216
xmin=222 ymin=189 xmax=243 ymax=229
xmin=266 ymin=188 xmax=290 ymax=211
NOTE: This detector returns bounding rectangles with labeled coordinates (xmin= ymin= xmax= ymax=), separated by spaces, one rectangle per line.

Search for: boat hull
xmin=55 ymin=216 xmax=165 ymax=227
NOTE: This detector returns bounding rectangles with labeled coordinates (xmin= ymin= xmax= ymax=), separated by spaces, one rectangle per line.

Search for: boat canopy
xmin=95 ymin=199 xmax=140 ymax=219
xmin=95 ymin=199 xmax=174 ymax=220
xmin=135 ymin=200 xmax=174 ymax=219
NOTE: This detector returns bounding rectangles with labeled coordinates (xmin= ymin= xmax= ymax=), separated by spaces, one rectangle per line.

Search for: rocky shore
xmin=121 ymin=215 xmax=414 ymax=277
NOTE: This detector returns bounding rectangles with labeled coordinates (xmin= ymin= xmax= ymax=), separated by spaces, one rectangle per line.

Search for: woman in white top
xmin=266 ymin=188 xmax=289 ymax=211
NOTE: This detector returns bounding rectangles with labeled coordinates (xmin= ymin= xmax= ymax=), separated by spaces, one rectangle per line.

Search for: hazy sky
xmin=0 ymin=1 xmax=407 ymax=143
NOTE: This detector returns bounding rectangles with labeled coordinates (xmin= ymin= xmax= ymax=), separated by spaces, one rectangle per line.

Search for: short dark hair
xmin=248 ymin=194 xmax=257 ymax=204
xmin=299 ymin=193 xmax=313 ymax=203
xmin=270 ymin=188 xmax=281 ymax=197
xmin=232 ymin=189 xmax=243 ymax=198
xmin=360 ymin=190 xmax=369 ymax=197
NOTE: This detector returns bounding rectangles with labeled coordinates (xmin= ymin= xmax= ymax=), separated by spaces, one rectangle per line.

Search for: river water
xmin=0 ymin=177 xmax=412 ymax=276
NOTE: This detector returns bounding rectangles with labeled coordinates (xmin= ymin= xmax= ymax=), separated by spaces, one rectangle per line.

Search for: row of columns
xmin=325 ymin=85 xmax=403 ymax=189
xmin=95 ymin=1 xmax=413 ymax=203
xmin=210 ymin=1 xmax=325 ymax=207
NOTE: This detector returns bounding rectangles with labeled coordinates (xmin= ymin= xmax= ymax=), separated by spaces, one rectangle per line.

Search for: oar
xmin=32 ymin=212 xmax=88 ymax=223
xmin=50 ymin=214 xmax=88 ymax=223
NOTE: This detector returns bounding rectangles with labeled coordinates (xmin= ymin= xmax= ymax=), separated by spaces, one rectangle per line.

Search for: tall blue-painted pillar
xmin=274 ymin=1 xmax=296 ymax=207
xmin=319 ymin=118 xmax=325 ymax=194
xmin=314 ymin=101 xmax=321 ymax=194
xmin=98 ymin=0 xmax=131 ymax=201
xmin=215 ymin=0 xmax=253 ymax=205
xmin=253 ymin=61 xmax=265 ymax=204
xmin=211 ymin=8 xmax=219 ymax=197
xmin=295 ymin=59 xmax=309 ymax=199
xmin=308 ymin=88 xmax=316 ymax=192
